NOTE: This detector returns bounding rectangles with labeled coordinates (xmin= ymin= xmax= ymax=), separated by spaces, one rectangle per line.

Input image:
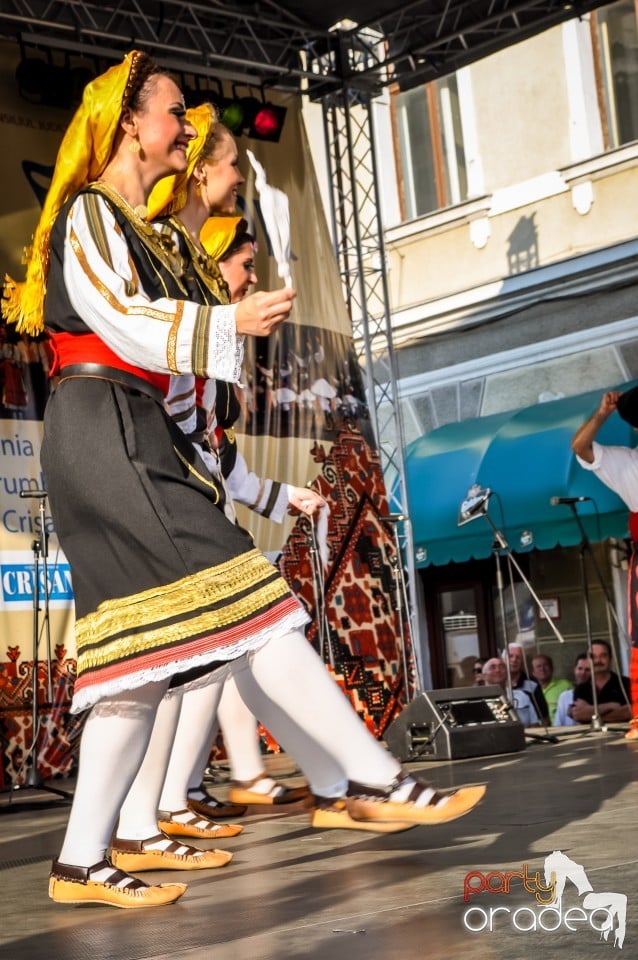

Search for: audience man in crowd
xmin=482 ymin=655 xmax=542 ymax=727
xmin=531 ymin=653 xmax=571 ymax=724
xmin=508 ymin=643 xmax=550 ymax=726
xmin=554 ymin=653 xmax=592 ymax=727
xmin=568 ymin=640 xmax=631 ymax=725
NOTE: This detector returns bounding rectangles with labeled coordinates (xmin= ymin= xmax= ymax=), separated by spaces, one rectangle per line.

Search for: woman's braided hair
xmin=122 ymin=50 xmax=169 ymax=112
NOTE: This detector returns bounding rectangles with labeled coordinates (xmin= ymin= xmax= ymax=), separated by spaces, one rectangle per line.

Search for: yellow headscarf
xmin=200 ymin=216 xmax=247 ymax=262
xmin=2 ymin=51 xmax=143 ymax=336
xmin=147 ymin=102 xmax=215 ymax=220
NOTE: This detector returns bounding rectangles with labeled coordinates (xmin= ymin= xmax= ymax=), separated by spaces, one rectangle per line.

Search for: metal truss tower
xmin=314 ymin=32 xmax=426 ymax=688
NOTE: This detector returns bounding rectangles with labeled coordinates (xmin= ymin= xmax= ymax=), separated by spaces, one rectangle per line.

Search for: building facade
xmin=310 ymin=1 xmax=638 ymax=689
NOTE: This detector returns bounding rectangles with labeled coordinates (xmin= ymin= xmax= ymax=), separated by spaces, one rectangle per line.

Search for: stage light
xmin=45 ymin=64 xmax=74 ymax=108
xmin=15 ymin=57 xmax=72 ymax=108
xmin=219 ymin=90 xmax=287 ymax=142
xmin=15 ymin=43 xmax=98 ymax=110
xmin=220 ymin=97 xmax=247 ymax=135
xmin=250 ymin=103 xmax=287 ymax=141
xmin=15 ymin=55 xmax=50 ymax=102
xmin=180 ymin=79 xmax=287 ymax=142
xmin=183 ymin=75 xmax=223 ymax=110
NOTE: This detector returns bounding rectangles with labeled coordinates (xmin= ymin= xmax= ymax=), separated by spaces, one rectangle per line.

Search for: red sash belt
xmin=49 ymin=332 xmax=170 ymax=397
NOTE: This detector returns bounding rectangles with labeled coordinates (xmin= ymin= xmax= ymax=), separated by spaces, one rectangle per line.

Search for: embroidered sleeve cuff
xmin=207 ymin=304 xmax=244 ymax=383
xmin=177 ymin=303 xmax=244 ymax=381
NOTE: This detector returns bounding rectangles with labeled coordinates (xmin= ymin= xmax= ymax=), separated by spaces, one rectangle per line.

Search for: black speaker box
xmin=385 ymin=685 xmax=526 ymax=761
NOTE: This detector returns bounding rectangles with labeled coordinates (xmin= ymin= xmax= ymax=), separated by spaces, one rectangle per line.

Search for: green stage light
xmin=220 ymin=99 xmax=246 ymax=134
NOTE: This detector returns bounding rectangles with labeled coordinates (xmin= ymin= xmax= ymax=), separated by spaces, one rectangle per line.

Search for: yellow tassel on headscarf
xmin=147 ymin=103 xmax=216 ymax=221
xmin=200 ymin=216 xmax=246 ymax=262
xmin=2 ymin=51 xmax=141 ymax=336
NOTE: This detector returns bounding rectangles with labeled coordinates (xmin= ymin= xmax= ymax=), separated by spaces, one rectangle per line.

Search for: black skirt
xmin=41 ymin=376 xmax=307 ymax=712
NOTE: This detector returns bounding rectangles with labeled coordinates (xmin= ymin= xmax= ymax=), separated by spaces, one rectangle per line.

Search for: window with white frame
xmin=592 ymin=0 xmax=638 ymax=148
xmin=392 ymin=73 xmax=468 ymax=221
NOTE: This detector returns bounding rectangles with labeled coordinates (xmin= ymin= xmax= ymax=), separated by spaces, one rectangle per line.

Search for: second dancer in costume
xmin=161 ymin=216 xmax=312 ymax=825
xmin=115 ymin=103 xmax=486 ymax=852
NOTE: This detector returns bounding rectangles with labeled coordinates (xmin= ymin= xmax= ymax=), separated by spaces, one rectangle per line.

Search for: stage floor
xmin=1 ymin=727 xmax=636 ymax=960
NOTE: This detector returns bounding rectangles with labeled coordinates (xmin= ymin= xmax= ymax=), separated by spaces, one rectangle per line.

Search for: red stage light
xmin=252 ymin=106 xmax=280 ymax=139
xmin=248 ymin=103 xmax=287 ymax=143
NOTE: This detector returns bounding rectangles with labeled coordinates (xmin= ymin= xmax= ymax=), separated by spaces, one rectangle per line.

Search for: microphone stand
xmin=480 ymin=515 xmax=563 ymax=744
xmin=555 ymin=500 xmax=609 ymax=733
xmin=493 ymin=541 xmax=513 ymax=703
xmin=303 ymin=514 xmax=334 ymax=669
xmin=458 ymin=488 xmax=561 ymax=743
xmin=381 ymin=515 xmax=415 ymax=703
xmin=6 ymin=492 xmax=71 ymax=807
xmin=491 ymin=537 xmax=558 ymax=744
xmin=484 ymin=514 xmax=567 ymax=647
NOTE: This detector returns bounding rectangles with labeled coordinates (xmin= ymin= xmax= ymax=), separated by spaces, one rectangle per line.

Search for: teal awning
xmin=405 ymin=387 xmax=638 ymax=567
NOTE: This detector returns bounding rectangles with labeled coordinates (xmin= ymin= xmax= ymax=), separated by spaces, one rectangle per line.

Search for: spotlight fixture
xmin=15 ymin=53 xmax=50 ymax=102
xmin=15 ymin=41 xmax=98 ymax=110
xmin=219 ymin=89 xmax=248 ymax=135
xmin=182 ymin=75 xmax=223 ymax=110
xmin=249 ymin=101 xmax=287 ymax=142
xmin=218 ymin=87 xmax=287 ymax=142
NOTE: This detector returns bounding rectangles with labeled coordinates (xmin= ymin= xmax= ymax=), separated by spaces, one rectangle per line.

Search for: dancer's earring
xmin=129 ymin=137 xmax=140 ymax=154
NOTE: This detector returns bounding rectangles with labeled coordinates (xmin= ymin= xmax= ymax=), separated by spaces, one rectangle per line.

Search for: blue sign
xmin=1 ymin=562 xmax=74 ymax=604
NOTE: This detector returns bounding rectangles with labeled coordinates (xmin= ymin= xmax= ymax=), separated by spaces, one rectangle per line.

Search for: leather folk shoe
xmin=346 ymin=776 xmax=486 ymax=826
xmin=110 ymin=833 xmax=233 ymax=872
xmin=157 ymin=809 xmax=243 ymax=839
xmin=49 ymin=857 xmax=186 ymax=908
xmin=311 ymin=797 xmax=415 ymax=833
xmin=187 ymin=785 xmax=247 ymax=819
xmin=228 ymin=773 xmax=310 ymax=806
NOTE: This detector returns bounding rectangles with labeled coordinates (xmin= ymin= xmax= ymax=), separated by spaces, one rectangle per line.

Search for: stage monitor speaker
xmin=385 ymin=685 xmax=526 ymax=762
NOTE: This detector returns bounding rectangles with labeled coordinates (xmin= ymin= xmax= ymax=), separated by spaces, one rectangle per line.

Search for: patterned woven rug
xmin=0 ymin=651 xmax=78 ymax=788
xmin=276 ymin=424 xmax=416 ymax=742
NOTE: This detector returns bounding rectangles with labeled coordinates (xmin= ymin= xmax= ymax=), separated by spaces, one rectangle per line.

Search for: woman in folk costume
xmin=104 ymin=118 xmax=318 ymax=867
xmin=112 ymin=102 xmax=486 ymax=856
xmin=2 ymin=52 xmax=296 ymax=909
xmin=110 ymin=129 xmax=319 ymax=853
xmin=160 ymin=216 xmax=312 ymax=821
